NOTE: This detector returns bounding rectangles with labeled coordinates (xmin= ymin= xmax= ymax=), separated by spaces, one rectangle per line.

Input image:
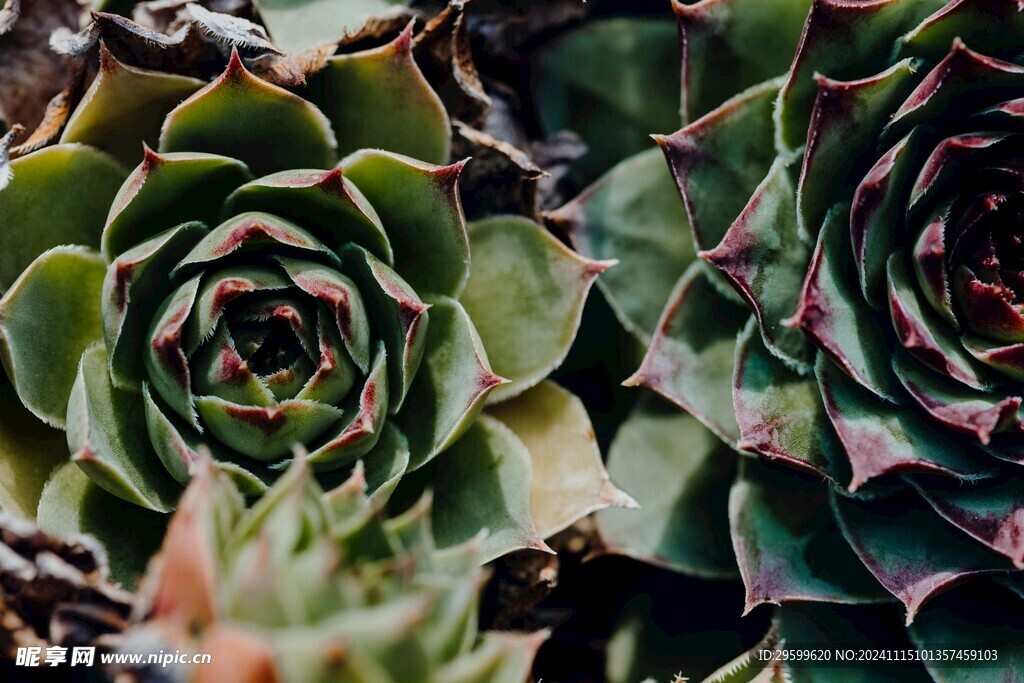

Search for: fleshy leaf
xmin=103 ymin=150 xmax=252 ymax=260
xmin=661 ymin=77 xmax=781 ymax=253
xmin=912 ymin=474 xmax=1024 ymax=570
xmin=223 ymin=167 xmax=391 ymax=264
xmin=37 ymin=461 xmax=167 ymax=588
xmin=309 ymin=26 xmax=450 ymax=165
xmin=900 ymin=0 xmax=1024 ymax=61
xmin=341 ymin=245 xmax=429 ymax=412
xmin=535 ymin=17 xmax=681 ymax=178
xmin=853 ymin=130 xmax=927 ymax=309
xmin=68 ymin=345 xmax=182 ymax=513
xmin=396 ymin=296 xmax=503 ymax=469
xmin=549 ymin=147 xmax=695 ymax=341
xmin=886 ymin=252 xmax=997 ymax=391
xmin=788 ymin=204 xmax=902 ymax=401
xmin=304 ymin=344 xmax=389 ymax=471
xmin=816 ymin=355 xmax=990 ymax=491
xmin=462 ymin=215 xmax=609 ymax=404
xmin=145 ymin=277 xmax=201 ymax=428
xmin=695 ymin=625 xmax=785 ymax=683
xmin=257 ymin=0 xmax=408 ymax=54
xmin=676 ymin=0 xmax=810 ymax=122
xmin=596 ymin=398 xmax=737 ymax=578
xmin=193 ymin=396 xmax=343 ymax=460
xmin=0 ymin=247 xmax=106 ymax=428
xmin=487 ymin=380 xmax=635 ymax=540
xmin=142 ymin=384 xmax=273 ymax=497
xmin=701 ymin=157 xmax=814 ymax=371
xmin=361 ymin=422 xmax=409 ymax=507
xmin=775 ymin=0 xmax=947 ymax=151
xmin=342 ymin=149 xmax=469 ymax=297
xmin=734 ymin=319 xmax=850 ymax=485
xmin=730 ymin=458 xmax=889 ymax=615
xmin=431 ymin=415 xmax=547 ymax=563
xmin=61 ymin=47 xmax=203 ymax=167
xmin=627 ymin=263 xmax=747 ymax=445
xmin=0 ymin=384 xmax=68 ymax=520
xmin=833 ymin=490 xmax=1011 ymax=622
xmin=160 ymin=50 xmax=337 ymax=176
xmin=104 ymin=222 xmax=209 ymax=389
xmin=797 ymin=59 xmax=919 ymax=240
xmin=893 ymin=350 xmax=1021 ymax=445
xmin=0 ymin=145 xmax=126 ymax=290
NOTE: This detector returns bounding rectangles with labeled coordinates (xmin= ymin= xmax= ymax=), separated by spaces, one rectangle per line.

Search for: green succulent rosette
xmin=112 ymin=457 xmax=545 ymax=683
xmin=544 ymin=0 xmax=1024 ymax=680
xmin=0 ymin=25 xmax=632 ymax=583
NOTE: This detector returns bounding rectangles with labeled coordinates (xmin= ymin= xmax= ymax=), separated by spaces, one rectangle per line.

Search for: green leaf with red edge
xmin=160 ymin=51 xmax=337 ymax=176
xmin=595 ymin=397 xmax=737 ymax=578
xmin=104 ymin=222 xmax=209 ymax=390
xmin=627 ymin=262 xmax=747 ymax=445
xmin=142 ymin=383 xmax=275 ymax=497
xmin=662 ymin=77 xmax=781 ymax=255
xmin=909 ymin=581 xmax=1024 ymax=683
xmin=37 ymin=461 xmax=168 ymax=589
xmin=0 ymin=145 xmax=127 ymax=290
xmin=341 ymin=149 xmax=468 ymax=297
xmin=534 ymin=17 xmax=681 ymax=179
xmin=102 ymin=150 xmax=252 ymax=261
xmin=550 ymin=147 xmax=695 ymax=342
xmin=816 ymin=354 xmax=991 ymax=491
xmin=304 ymin=343 xmax=389 ymax=471
xmin=911 ymin=473 xmax=1024 ymax=570
xmin=885 ymin=41 xmax=1024 ymax=143
xmin=61 ymin=47 xmax=203 ymax=167
xmin=0 ymin=247 xmax=107 ymax=428
xmin=430 ymin=415 xmax=547 ymax=563
xmin=341 ymin=244 xmax=429 ymax=413
xmin=68 ymin=345 xmax=182 ymax=513
xmin=887 ymin=249 xmax=1000 ymax=392
xmin=733 ymin=319 xmax=851 ymax=486
xmin=676 ymin=0 xmax=810 ymax=122
xmin=256 ymin=0 xmax=408 ymax=54
xmin=396 ymin=295 xmax=503 ymax=469
xmin=789 ymin=204 xmax=902 ymax=401
xmin=223 ymin=167 xmax=391 ymax=264
xmin=775 ymin=0 xmax=946 ymax=152
xmin=701 ymin=157 xmax=815 ymax=371
xmin=309 ymin=27 xmax=450 ymax=166
xmin=461 ymin=215 xmax=610 ymax=404
xmin=797 ymin=59 xmax=919 ymax=241
xmin=0 ymin=384 xmax=68 ymax=520
xmin=899 ymin=0 xmax=1024 ymax=61
xmin=730 ymin=458 xmax=889 ymax=615
xmin=832 ymin=488 xmax=1011 ymax=623
xmin=487 ymin=380 xmax=635 ymax=541
xmin=892 ymin=349 xmax=1021 ymax=445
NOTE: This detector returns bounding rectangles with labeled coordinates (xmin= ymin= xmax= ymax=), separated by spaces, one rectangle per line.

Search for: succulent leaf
xmin=160 ymin=51 xmax=337 ymax=176
xmin=596 ymin=399 xmax=737 ymax=578
xmin=61 ymin=47 xmax=204 ymax=167
xmin=430 ymin=415 xmax=546 ymax=562
xmin=0 ymin=384 xmax=68 ymax=519
xmin=0 ymin=247 xmax=107 ymax=428
xmin=0 ymin=145 xmax=126 ymax=290
xmin=628 ymin=262 xmax=748 ymax=445
xmin=487 ymin=380 xmax=635 ymax=540
xmin=309 ymin=26 xmax=451 ymax=166
xmin=462 ymin=215 xmax=610 ymax=404
xmin=550 ymin=147 xmax=696 ymax=341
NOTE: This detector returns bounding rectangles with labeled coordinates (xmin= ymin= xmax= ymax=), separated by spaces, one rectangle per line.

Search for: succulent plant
xmin=111 ymin=457 xmax=545 ymax=683
xmin=0 ymin=15 xmax=632 ymax=586
xmin=546 ymin=0 xmax=1024 ymax=679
